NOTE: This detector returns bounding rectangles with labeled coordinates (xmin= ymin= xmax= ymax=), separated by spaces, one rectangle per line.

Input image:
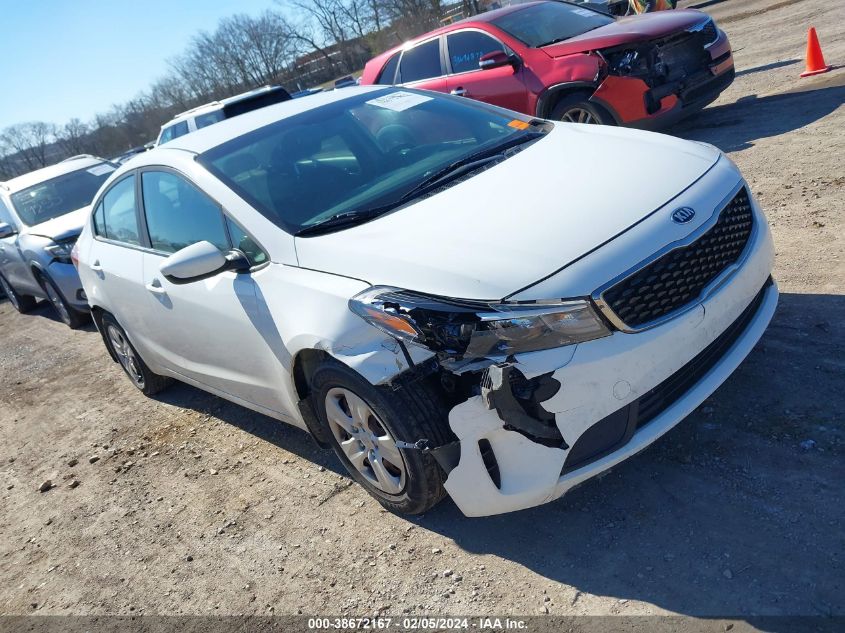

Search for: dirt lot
xmin=1 ymin=0 xmax=843 ymax=626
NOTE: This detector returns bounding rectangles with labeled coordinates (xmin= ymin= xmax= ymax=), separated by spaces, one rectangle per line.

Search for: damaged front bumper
xmin=434 ymin=196 xmax=776 ymax=517
xmin=593 ymin=25 xmax=735 ymax=129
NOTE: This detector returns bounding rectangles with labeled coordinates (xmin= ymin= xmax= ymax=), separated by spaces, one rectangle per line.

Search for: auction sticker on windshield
xmin=87 ymin=164 xmax=116 ymax=176
xmin=366 ymin=91 xmax=433 ymax=112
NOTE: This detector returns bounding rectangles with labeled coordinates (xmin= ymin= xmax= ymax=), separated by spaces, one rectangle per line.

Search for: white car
xmin=155 ymin=86 xmax=291 ymax=146
xmin=75 ymin=87 xmax=777 ymax=517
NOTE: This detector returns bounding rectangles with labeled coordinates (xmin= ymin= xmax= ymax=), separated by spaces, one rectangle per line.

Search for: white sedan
xmin=75 ymin=87 xmax=777 ymax=516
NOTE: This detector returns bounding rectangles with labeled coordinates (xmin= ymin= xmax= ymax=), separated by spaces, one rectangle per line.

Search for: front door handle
xmin=450 ymin=87 xmax=467 ymax=97
xmin=146 ymin=278 xmax=166 ymax=295
xmin=90 ymin=260 xmax=103 ymax=272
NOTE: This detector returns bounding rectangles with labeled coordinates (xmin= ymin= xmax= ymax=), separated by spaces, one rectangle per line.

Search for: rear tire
xmin=38 ymin=272 xmax=88 ymax=329
xmin=309 ymin=359 xmax=452 ymax=515
xmin=0 ymin=272 xmax=37 ymax=313
xmin=101 ymin=313 xmax=173 ymax=396
xmin=551 ymin=93 xmax=611 ymax=125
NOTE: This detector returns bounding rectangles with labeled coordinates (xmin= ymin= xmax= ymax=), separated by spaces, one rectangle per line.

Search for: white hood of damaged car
xmin=294 ymin=124 xmax=721 ymax=300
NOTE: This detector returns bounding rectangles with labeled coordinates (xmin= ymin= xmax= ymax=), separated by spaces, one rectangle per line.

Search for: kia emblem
xmin=671 ymin=207 xmax=696 ymax=224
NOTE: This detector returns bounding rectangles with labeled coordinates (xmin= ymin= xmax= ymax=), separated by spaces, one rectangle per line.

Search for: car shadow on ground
xmin=5 ymin=299 xmax=99 ymax=332
xmin=673 ymin=82 xmax=845 ymax=151
xmin=152 ymin=382 xmax=343 ymax=475
xmin=406 ymin=291 xmax=844 ymax=621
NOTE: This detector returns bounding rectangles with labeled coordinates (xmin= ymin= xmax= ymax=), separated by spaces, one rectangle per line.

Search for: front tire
xmin=101 ymin=313 xmax=172 ymax=396
xmin=0 ymin=272 xmax=37 ymax=313
xmin=309 ymin=360 xmax=452 ymax=515
xmin=551 ymin=93 xmax=611 ymax=125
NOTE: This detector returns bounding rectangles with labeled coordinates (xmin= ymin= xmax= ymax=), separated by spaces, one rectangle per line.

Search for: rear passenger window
xmin=399 ymin=39 xmax=442 ymax=83
xmin=141 ymin=171 xmax=229 ymax=254
xmin=447 ymin=31 xmax=503 ymax=74
xmin=96 ymin=176 xmax=140 ymax=245
xmin=376 ymin=53 xmax=400 ymax=85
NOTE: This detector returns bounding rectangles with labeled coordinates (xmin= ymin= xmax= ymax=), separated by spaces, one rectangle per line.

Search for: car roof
xmin=3 ymin=156 xmax=108 ymax=194
xmin=161 ymin=85 xmax=388 ymax=155
xmin=163 ymin=86 xmax=287 ymax=127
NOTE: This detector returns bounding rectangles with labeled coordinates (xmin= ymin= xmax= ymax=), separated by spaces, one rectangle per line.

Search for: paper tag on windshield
xmin=572 ymin=8 xmax=595 ymax=17
xmin=87 ymin=164 xmax=116 ymax=177
xmin=366 ymin=91 xmax=432 ymax=112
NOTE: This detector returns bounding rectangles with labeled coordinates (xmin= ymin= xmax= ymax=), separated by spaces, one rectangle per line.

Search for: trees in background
xmin=0 ymin=0 xmax=477 ymax=179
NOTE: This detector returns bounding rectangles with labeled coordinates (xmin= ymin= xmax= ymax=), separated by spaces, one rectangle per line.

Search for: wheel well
xmin=538 ymin=85 xmax=595 ymax=118
xmin=544 ymin=87 xmax=618 ymax=124
xmin=291 ymin=348 xmax=335 ymax=448
xmin=30 ymin=264 xmax=46 ymax=287
xmin=292 ymin=348 xmax=332 ymax=401
xmin=89 ymin=306 xmax=118 ymax=363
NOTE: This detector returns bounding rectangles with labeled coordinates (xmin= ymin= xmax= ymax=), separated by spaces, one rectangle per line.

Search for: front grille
xmin=562 ymin=278 xmax=771 ymax=474
xmin=601 ymin=187 xmax=754 ymax=330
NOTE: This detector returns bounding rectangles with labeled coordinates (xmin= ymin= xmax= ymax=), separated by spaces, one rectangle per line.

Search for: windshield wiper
xmin=296 ymin=207 xmax=395 ymax=236
xmin=296 ymin=130 xmax=545 ymax=237
xmin=396 ymin=130 xmax=545 ymax=206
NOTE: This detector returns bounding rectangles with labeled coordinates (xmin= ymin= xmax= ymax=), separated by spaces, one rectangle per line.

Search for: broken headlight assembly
xmin=349 ymin=286 xmax=610 ymax=358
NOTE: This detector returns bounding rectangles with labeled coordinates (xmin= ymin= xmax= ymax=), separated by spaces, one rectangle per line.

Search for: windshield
xmin=10 ymin=163 xmax=116 ymax=226
xmin=199 ymin=88 xmax=546 ymax=235
xmin=491 ymin=2 xmax=614 ymax=48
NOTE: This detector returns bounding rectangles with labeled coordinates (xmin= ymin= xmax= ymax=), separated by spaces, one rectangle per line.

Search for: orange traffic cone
xmin=800 ymin=27 xmax=831 ymax=77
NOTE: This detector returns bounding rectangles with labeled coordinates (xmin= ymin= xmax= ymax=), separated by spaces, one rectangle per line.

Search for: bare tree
xmin=56 ymin=119 xmax=91 ymax=156
xmin=0 ymin=122 xmax=57 ymax=172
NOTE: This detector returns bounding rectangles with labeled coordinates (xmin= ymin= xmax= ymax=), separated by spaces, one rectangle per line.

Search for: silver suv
xmin=0 ymin=155 xmax=116 ymax=328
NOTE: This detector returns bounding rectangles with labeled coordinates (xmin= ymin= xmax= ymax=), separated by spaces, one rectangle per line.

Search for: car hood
xmin=541 ymin=10 xmax=708 ymax=57
xmin=25 ymin=207 xmax=88 ymax=241
xmin=294 ymin=124 xmax=720 ymax=300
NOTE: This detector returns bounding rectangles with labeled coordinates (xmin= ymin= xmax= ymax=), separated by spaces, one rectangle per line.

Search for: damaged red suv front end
xmin=545 ymin=10 xmax=736 ymax=127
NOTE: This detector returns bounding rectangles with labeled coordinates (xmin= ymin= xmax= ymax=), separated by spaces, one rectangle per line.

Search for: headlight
xmin=45 ymin=241 xmax=74 ymax=263
xmin=349 ymin=286 xmax=611 ymax=358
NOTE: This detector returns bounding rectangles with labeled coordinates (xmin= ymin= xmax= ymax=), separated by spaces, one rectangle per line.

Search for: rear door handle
xmin=146 ymin=278 xmax=166 ymax=295
xmin=450 ymin=87 xmax=467 ymax=97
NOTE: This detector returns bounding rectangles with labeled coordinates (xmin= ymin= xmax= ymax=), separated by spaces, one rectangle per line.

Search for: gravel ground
xmin=1 ymin=0 xmax=843 ymax=626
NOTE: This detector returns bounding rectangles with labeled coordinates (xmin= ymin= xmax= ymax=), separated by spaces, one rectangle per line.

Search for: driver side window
xmin=141 ymin=171 xmax=229 ymax=254
xmin=447 ymin=31 xmax=503 ymax=74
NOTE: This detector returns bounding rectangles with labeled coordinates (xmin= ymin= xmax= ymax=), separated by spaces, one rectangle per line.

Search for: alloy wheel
xmin=106 ymin=325 xmax=145 ymax=389
xmin=561 ymin=108 xmax=598 ymax=124
xmin=0 ymin=276 xmax=20 ymax=310
xmin=324 ymin=387 xmax=406 ymax=494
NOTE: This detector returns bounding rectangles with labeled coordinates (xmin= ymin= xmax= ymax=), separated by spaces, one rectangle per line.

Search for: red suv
xmin=360 ymin=1 xmax=734 ymax=128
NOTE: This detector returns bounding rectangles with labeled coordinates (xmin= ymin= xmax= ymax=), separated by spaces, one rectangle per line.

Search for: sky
xmin=0 ymin=0 xmax=281 ymax=128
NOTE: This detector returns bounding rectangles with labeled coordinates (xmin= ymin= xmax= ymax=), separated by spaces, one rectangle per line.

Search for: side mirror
xmin=159 ymin=240 xmax=249 ymax=284
xmin=0 ymin=222 xmax=16 ymax=239
xmin=479 ymin=50 xmax=517 ymax=71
